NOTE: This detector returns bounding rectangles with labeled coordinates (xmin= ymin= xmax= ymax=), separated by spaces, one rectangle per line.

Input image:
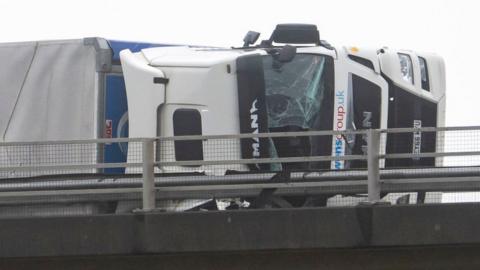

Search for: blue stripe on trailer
xmin=107 ymin=40 xmax=177 ymax=63
xmin=104 ymin=74 xmax=129 ymax=174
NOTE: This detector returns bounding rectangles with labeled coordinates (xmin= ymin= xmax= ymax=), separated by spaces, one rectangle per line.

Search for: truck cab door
xmin=332 ymin=47 xmax=388 ymax=169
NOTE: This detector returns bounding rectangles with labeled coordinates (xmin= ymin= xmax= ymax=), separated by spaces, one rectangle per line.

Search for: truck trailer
xmin=0 ymin=37 xmax=171 ymax=177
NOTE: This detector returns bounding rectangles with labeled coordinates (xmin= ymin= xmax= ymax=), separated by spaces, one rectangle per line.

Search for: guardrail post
xmin=367 ymin=129 xmax=381 ymax=202
xmin=142 ymin=139 xmax=155 ymax=211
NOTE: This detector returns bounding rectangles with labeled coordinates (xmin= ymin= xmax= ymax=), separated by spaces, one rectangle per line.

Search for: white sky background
xmin=0 ymin=0 xmax=478 ymax=127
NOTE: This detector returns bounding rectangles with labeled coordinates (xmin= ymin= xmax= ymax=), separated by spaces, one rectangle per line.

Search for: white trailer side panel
xmin=0 ymin=39 xmax=98 ymax=142
xmin=0 ymin=39 xmax=101 ymax=178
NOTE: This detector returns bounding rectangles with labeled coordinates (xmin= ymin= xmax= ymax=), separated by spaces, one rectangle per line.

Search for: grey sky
xmin=0 ymin=0 xmax=478 ymax=126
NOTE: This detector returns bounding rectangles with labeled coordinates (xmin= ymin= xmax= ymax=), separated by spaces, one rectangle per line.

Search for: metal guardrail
xmin=0 ymin=126 xmax=480 ymax=213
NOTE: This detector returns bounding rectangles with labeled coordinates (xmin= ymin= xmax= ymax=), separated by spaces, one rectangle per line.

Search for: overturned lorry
xmin=0 ymin=24 xmax=446 ymax=213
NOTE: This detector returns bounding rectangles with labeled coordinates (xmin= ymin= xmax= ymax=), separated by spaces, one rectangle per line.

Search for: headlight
xmin=398 ymin=53 xmax=414 ymax=84
xmin=418 ymin=56 xmax=430 ymax=91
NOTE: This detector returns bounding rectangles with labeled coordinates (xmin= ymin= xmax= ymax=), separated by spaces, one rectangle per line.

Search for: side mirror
xmin=277 ymin=45 xmax=296 ymax=63
xmin=243 ymin=31 xmax=260 ymax=47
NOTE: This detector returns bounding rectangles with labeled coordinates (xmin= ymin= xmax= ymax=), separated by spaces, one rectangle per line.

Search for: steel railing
xmin=0 ymin=126 xmax=480 ymax=212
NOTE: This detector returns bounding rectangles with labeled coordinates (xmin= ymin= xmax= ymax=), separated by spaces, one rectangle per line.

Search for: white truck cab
xmin=120 ymin=24 xmax=445 ymax=173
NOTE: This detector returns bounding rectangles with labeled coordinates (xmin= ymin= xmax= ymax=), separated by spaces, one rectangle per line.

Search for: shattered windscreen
xmin=263 ymin=54 xmax=330 ymax=129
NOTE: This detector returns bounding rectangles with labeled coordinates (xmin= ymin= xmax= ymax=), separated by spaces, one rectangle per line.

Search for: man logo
xmin=250 ymin=99 xmax=260 ymax=157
